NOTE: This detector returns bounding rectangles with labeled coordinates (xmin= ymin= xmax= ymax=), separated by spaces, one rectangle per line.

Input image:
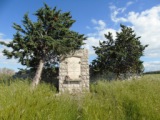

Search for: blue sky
xmin=0 ymin=0 xmax=160 ymax=72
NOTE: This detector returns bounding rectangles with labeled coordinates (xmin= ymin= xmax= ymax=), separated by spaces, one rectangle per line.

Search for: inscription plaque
xmin=67 ymin=57 xmax=81 ymax=81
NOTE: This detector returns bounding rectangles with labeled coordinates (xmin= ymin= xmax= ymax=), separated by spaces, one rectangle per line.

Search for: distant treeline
xmin=144 ymin=71 xmax=160 ymax=74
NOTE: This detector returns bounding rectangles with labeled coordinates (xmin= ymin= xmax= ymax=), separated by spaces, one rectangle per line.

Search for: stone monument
xmin=59 ymin=49 xmax=89 ymax=93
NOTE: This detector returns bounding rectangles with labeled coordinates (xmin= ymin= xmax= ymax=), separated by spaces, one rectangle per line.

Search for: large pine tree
xmin=0 ymin=4 xmax=86 ymax=87
xmin=91 ymin=25 xmax=148 ymax=79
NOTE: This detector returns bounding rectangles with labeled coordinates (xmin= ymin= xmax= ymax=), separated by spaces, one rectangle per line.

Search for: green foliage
xmin=14 ymin=68 xmax=59 ymax=89
xmin=0 ymin=74 xmax=160 ymax=120
xmin=0 ymin=3 xmax=86 ymax=70
xmin=91 ymin=25 xmax=148 ymax=79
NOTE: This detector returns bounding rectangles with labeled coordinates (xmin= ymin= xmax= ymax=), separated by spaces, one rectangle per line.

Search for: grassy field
xmin=0 ymin=74 xmax=160 ymax=120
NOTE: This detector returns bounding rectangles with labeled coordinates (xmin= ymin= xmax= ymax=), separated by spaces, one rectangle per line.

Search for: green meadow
xmin=0 ymin=74 xmax=160 ymax=120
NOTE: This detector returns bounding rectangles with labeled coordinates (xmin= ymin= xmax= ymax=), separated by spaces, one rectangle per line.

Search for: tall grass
xmin=83 ymin=74 xmax=160 ymax=120
xmin=0 ymin=74 xmax=160 ymax=120
xmin=0 ymin=80 xmax=78 ymax=120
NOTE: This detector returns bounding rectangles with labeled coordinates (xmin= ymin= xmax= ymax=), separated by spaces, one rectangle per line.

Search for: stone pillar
xmin=59 ymin=49 xmax=89 ymax=93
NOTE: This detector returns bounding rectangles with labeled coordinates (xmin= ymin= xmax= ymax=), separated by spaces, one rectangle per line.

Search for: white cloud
xmin=91 ymin=19 xmax=98 ymax=24
xmin=0 ymin=48 xmax=4 ymax=57
xmin=86 ymin=4 xmax=160 ymax=72
xmin=143 ymin=61 xmax=160 ymax=72
xmin=0 ymin=33 xmax=24 ymax=71
xmin=0 ymin=33 xmax=4 ymax=36
xmin=0 ymin=34 xmax=10 ymax=59
xmin=110 ymin=6 xmax=128 ymax=23
xmin=83 ymin=37 xmax=99 ymax=55
xmin=109 ymin=1 xmax=134 ymax=23
xmin=126 ymin=1 xmax=134 ymax=6
xmin=127 ymin=6 xmax=160 ymax=54
xmin=97 ymin=20 xmax=106 ymax=30
xmin=110 ymin=4 xmax=160 ymax=54
xmin=91 ymin=19 xmax=106 ymax=30
xmin=0 ymin=33 xmax=12 ymax=43
xmin=109 ymin=4 xmax=160 ymax=71
xmin=84 ymin=19 xmax=117 ymax=56
xmin=86 ymin=26 xmax=90 ymax=29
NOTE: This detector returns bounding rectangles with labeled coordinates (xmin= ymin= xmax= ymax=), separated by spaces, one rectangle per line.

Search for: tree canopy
xmin=0 ymin=4 xmax=86 ymax=86
xmin=91 ymin=24 xmax=148 ymax=79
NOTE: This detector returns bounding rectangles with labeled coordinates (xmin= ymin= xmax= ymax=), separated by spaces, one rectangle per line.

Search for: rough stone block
xmin=59 ymin=49 xmax=89 ymax=93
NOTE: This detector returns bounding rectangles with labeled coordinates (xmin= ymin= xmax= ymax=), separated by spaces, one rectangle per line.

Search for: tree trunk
xmin=116 ymin=72 xmax=120 ymax=80
xmin=32 ymin=59 xmax=44 ymax=88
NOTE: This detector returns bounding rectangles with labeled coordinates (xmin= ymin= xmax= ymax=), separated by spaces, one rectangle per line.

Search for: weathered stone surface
xmin=67 ymin=57 xmax=81 ymax=81
xmin=59 ymin=49 xmax=89 ymax=93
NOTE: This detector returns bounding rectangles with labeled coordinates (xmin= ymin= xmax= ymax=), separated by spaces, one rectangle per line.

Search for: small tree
xmin=91 ymin=24 xmax=148 ymax=79
xmin=0 ymin=4 xmax=86 ymax=87
xmin=91 ymin=32 xmax=115 ymax=75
